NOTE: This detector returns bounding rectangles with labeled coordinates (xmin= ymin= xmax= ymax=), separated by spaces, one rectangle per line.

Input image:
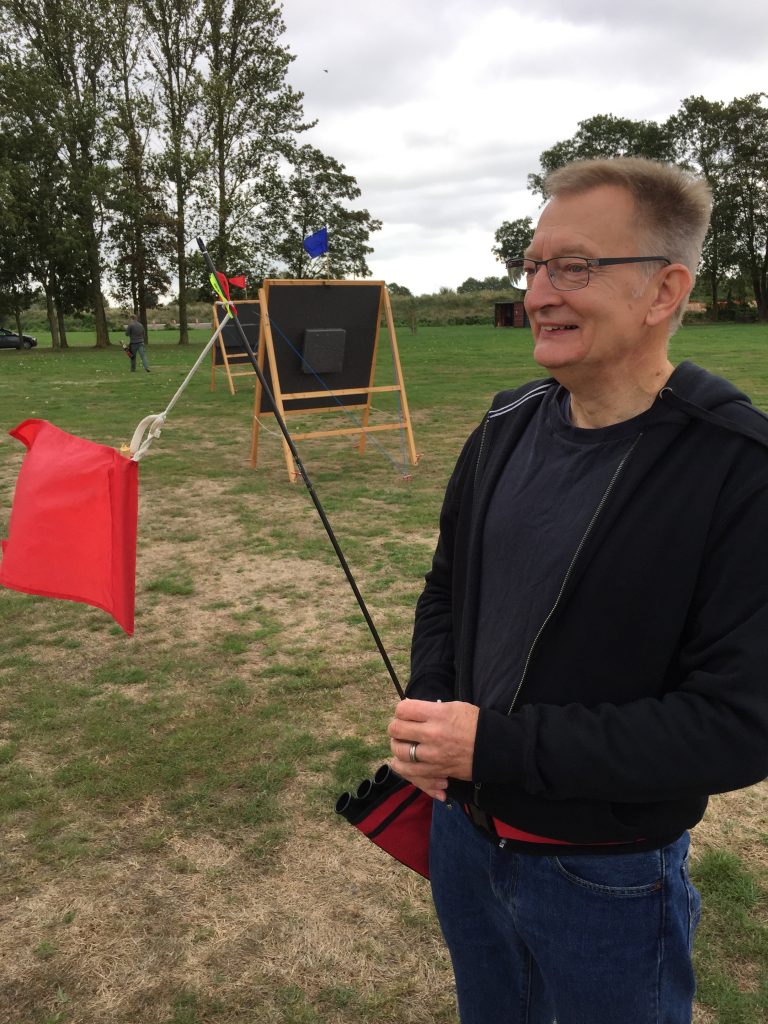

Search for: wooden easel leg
xmin=382 ymin=290 xmax=419 ymax=465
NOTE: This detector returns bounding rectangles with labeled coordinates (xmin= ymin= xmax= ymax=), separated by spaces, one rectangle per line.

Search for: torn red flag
xmin=0 ymin=419 xmax=138 ymax=634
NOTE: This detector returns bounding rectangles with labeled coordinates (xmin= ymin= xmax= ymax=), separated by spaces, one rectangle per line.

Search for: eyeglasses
xmin=506 ymin=256 xmax=671 ymax=292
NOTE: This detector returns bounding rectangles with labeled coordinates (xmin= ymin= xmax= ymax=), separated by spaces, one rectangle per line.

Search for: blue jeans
xmin=430 ymin=799 xmax=700 ymax=1024
xmin=130 ymin=343 xmax=150 ymax=372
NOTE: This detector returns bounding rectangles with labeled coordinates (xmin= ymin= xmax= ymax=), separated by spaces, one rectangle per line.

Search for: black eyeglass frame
xmin=506 ymin=256 xmax=672 ymax=291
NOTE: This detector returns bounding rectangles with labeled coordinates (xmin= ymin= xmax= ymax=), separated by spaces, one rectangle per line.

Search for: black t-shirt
xmin=472 ymin=387 xmax=657 ymax=711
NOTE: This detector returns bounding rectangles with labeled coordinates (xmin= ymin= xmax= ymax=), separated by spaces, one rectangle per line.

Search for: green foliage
xmin=0 ymin=0 xmax=115 ymax=345
xmin=198 ymin=0 xmax=312 ymax=280
xmin=491 ymin=216 xmax=535 ymax=266
xmin=457 ymin=275 xmax=512 ymax=293
xmin=388 ymin=286 xmax=523 ymax=326
xmin=0 ymin=0 xmax=380 ymax=344
xmin=528 ymin=113 xmax=675 ymax=196
xmin=523 ymin=94 xmax=768 ymax=321
xmin=265 ymin=144 xmax=382 ymax=279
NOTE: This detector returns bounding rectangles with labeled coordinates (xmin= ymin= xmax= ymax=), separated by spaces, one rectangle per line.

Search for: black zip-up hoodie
xmin=407 ymin=362 xmax=768 ymax=853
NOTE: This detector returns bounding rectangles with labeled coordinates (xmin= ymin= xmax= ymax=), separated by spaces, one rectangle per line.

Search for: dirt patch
xmin=0 ymin=801 xmax=453 ymax=1023
xmin=691 ymin=782 xmax=768 ymax=868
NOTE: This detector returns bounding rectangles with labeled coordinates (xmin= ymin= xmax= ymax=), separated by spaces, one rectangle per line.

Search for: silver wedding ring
xmin=409 ymin=741 xmax=420 ymax=764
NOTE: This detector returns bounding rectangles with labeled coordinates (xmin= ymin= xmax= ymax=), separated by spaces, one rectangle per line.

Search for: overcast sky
xmin=279 ymin=0 xmax=768 ymax=295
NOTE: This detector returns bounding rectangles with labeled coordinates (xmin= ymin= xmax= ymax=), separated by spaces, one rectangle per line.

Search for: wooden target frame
xmin=210 ymin=300 xmax=261 ymax=394
xmin=250 ymin=280 xmax=418 ymax=481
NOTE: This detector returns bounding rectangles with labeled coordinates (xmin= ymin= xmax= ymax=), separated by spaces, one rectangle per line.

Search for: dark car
xmin=0 ymin=327 xmax=37 ymax=350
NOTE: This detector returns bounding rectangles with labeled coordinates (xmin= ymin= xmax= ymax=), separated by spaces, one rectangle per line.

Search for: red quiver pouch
xmin=335 ymin=764 xmax=433 ymax=878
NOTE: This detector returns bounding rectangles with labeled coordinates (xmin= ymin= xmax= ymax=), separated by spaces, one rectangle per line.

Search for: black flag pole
xmin=197 ymin=237 xmax=404 ymax=699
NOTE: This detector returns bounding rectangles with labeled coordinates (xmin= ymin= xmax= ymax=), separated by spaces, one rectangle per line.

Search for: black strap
xmin=366 ymin=786 xmax=425 ymax=839
xmin=464 ymin=802 xmax=498 ymax=837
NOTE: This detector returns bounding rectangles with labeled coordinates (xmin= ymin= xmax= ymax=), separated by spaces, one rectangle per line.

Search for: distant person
xmin=125 ymin=315 xmax=150 ymax=373
xmin=388 ymin=157 xmax=768 ymax=1023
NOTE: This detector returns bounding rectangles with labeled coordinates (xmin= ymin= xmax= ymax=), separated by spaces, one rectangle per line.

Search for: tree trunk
xmin=45 ymin=285 xmax=61 ymax=349
xmin=710 ymin=277 xmax=720 ymax=322
xmin=749 ymin=270 xmax=766 ymax=321
xmin=175 ymin=166 xmax=189 ymax=345
xmin=57 ymin=306 xmax=68 ymax=349
xmin=84 ymin=222 xmax=110 ymax=347
xmin=137 ymin=234 xmax=149 ymax=339
xmin=176 ymin=220 xmax=188 ymax=345
xmin=90 ymin=272 xmax=110 ymax=347
xmin=217 ymin=109 xmax=228 ymax=271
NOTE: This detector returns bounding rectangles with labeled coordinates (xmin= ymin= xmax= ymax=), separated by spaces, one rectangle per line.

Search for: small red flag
xmin=0 ymin=419 xmax=138 ymax=634
xmin=214 ymin=271 xmax=231 ymax=300
xmin=228 ymin=274 xmax=247 ymax=289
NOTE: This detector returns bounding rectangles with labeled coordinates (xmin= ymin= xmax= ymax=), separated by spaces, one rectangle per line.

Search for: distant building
xmin=495 ymin=301 xmax=530 ymax=328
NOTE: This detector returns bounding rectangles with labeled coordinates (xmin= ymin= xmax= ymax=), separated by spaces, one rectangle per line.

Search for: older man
xmin=388 ymin=158 xmax=768 ymax=1023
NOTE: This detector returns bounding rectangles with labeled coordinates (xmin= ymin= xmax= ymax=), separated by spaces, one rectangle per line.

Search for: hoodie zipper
xmin=472 ymin=416 xmax=491 ymax=505
xmin=456 ymin=415 xmax=492 ymax=703
xmin=505 ymin=432 xmax=643 ymax=716
xmin=470 ymin=433 xmax=643 ymax=811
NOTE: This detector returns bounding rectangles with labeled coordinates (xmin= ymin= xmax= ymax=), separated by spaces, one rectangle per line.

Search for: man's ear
xmin=645 ymin=264 xmax=693 ymax=327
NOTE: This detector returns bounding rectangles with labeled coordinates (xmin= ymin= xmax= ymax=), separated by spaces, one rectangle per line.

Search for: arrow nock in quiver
xmin=335 ymin=763 xmax=432 ymax=878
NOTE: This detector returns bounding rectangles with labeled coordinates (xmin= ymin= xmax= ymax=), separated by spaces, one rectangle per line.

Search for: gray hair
xmin=543 ymin=158 xmax=712 ymax=330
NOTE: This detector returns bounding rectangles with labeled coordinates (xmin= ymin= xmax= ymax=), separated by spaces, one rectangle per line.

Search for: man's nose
xmin=524 ymin=264 xmax=562 ymax=311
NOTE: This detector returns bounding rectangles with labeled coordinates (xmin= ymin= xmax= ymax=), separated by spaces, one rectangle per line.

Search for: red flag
xmin=0 ymin=419 xmax=138 ymax=634
xmin=228 ymin=274 xmax=247 ymax=289
xmin=214 ymin=271 xmax=231 ymax=300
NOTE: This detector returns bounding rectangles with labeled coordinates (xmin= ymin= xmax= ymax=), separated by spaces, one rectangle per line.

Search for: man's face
xmin=524 ymin=185 xmax=659 ymax=376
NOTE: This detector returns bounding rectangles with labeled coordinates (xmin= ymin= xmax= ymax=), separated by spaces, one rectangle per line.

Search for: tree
xmin=491 ymin=217 xmax=534 ymax=266
xmin=457 ymin=277 xmax=482 ymax=293
xmin=527 ymin=114 xmax=675 ymax=196
xmin=198 ymin=0 xmax=312 ymax=276
xmin=667 ymin=96 xmax=741 ymax=319
xmin=106 ymin=0 xmax=174 ymax=331
xmin=0 ymin=200 xmax=35 ymax=338
xmin=388 ymin=283 xmax=412 ymax=296
xmin=0 ymin=52 xmax=91 ymax=348
xmin=143 ymin=0 xmax=206 ymax=344
xmin=457 ymin=275 xmax=511 ymax=293
xmin=267 ymin=144 xmax=381 ymax=279
xmin=523 ymin=97 xmax=768 ymax=321
xmin=1 ymin=0 xmax=115 ymax=346
xmin=724 ymin=94 xmax=768 ymax=320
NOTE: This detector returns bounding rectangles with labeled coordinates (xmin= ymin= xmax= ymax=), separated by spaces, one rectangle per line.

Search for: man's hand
xmin=387 ymin=698 xmax=480 ymax=801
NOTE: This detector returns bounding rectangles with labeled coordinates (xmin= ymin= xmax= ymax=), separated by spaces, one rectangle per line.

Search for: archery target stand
xmin=250 ymin=280 xmax=418 ymax=482
xmin=211 ymin=299 xmax=261 ymax=394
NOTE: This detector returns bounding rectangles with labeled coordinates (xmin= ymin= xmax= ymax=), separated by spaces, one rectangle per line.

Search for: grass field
xmin=0 ymin=323 xmax=766 ymax=1023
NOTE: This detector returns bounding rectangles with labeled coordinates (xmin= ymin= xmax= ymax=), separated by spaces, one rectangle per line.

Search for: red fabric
xmin=228 ymin=274 xmax=247 ymax=289
xmin=465 ymin=805 xmax=642 ymax=847
xmin=214 ymin=272 xmax=231 ymax=299
xmin=490 ymin=814 xmax=578 ymax=845
xmin=358 ymin=783 xmax=432 ymax=878
xmin=0 ymin=419 xmax=138 ymax=634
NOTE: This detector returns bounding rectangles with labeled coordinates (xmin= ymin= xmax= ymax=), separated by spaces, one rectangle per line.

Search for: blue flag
xmin=303 ymin=227 xmax=329 ymax=258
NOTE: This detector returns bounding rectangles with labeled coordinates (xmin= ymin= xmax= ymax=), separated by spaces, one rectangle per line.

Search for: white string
xmin=254 ymin=416 xmax=283 ymax=439
xmin=129 ymin=315 xmax=231 ymax=461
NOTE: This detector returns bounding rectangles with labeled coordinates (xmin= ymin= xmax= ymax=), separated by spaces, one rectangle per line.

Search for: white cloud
xmin=279 ymin=0 xmax=768 ymax=294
